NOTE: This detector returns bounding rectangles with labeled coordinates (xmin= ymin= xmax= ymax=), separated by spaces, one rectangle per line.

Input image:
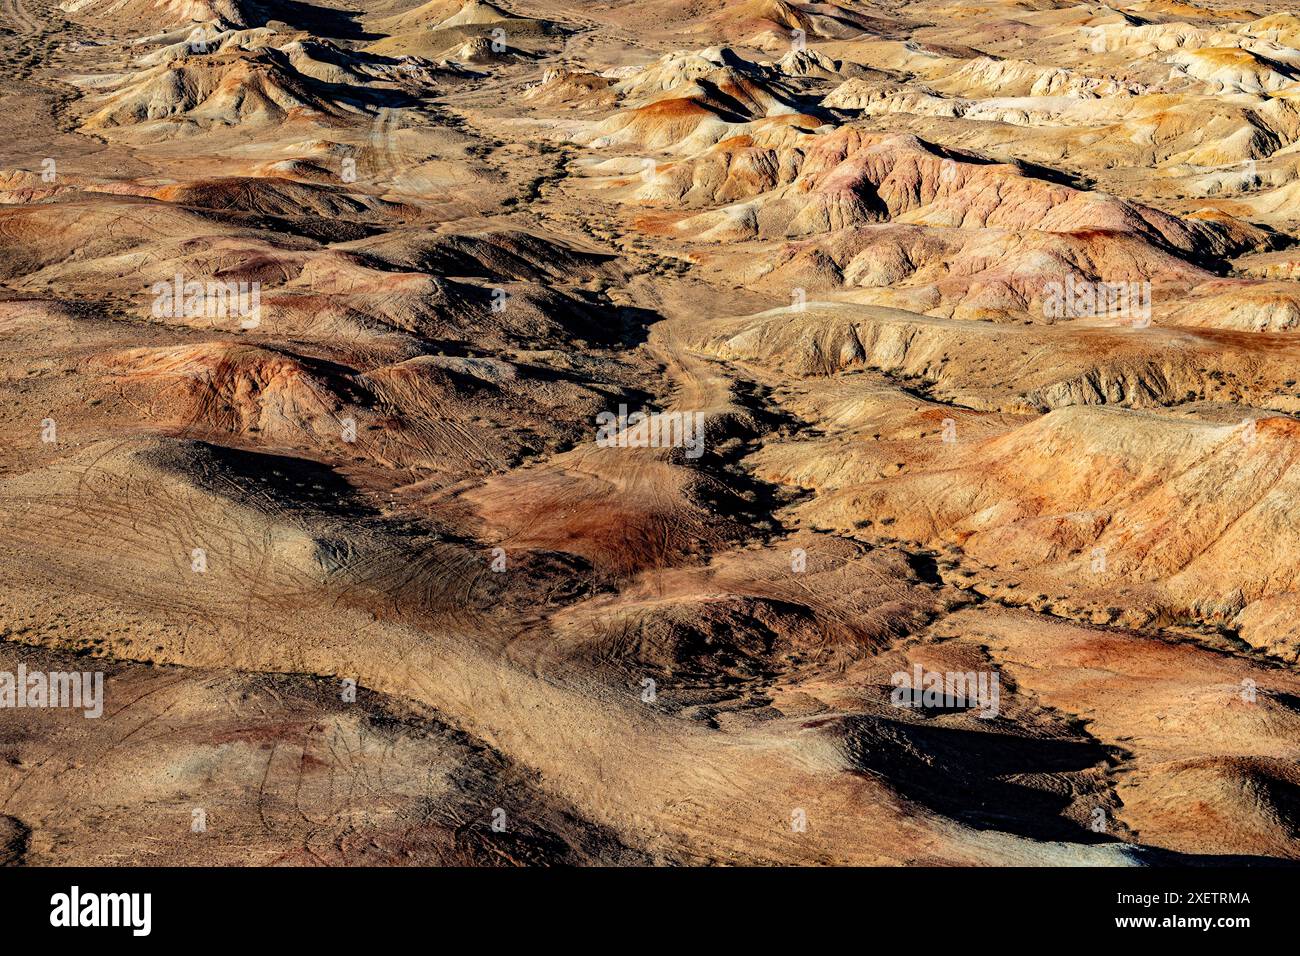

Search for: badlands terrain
xmin=2 ymin=0 xmax=1300 ymax=865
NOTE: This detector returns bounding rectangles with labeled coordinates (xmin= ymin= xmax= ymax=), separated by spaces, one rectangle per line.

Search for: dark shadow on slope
xmin=248 ymin=0 xmax=380 ymax=41
xmin=841 ymin=715 xmax=1121 ymax=843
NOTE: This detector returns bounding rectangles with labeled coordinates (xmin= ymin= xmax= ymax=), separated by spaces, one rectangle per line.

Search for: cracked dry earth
xmin=4 ymin=0 xmax=1300 ymax=866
